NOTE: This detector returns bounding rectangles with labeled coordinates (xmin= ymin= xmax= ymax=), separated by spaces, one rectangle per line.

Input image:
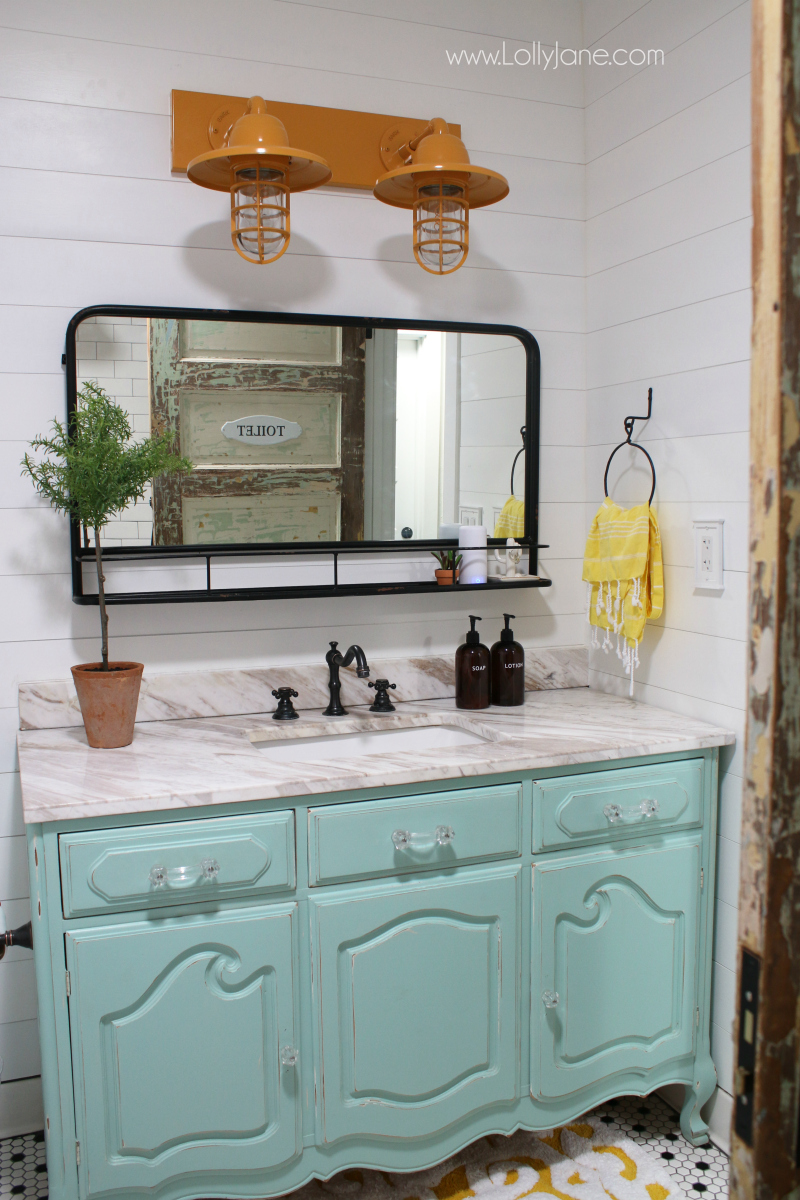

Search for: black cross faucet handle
xmin=368 ymin=679 xmax=397 ymax=713
xmin=272 ymin=687 xmax=300 ymax=721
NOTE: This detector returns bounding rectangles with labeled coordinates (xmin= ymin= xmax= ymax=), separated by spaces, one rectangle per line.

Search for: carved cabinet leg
xmin=680 ymin=1055 xmax=717 ymax=1145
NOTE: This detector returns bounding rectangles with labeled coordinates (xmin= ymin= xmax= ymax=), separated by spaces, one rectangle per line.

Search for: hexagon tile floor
xmin=0 ymin=1094 xmax=727 ymax=1200
xmin=594 ymin=1094 xmax=729 ymax=1197
xmin=0 ymin=1130 xmax=47 ymax=1200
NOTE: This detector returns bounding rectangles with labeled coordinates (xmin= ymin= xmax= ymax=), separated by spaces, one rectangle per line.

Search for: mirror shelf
xmin=66 ymin=305 xmax=542 ymax=605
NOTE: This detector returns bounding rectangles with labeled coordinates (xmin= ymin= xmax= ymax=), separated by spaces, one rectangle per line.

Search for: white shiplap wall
xmin=460 ymin=334 xmax=528 ymax=533
xmin=0 ymin=0 xmax=587 ymax=1120
xmin=583 ymin=0 xmax=751 ymax=1125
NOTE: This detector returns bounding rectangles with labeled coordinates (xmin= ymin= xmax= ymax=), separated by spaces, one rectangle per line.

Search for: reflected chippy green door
xmin=531 ymin=839 xmax=700 ymax=1101
xmin=66 ymin=906 xmax=300 ymax=1198
xmin=312 ymin=865 xmax=520 ymax=1143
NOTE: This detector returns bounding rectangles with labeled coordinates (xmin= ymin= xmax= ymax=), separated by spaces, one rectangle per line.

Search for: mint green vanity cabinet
xmin=531 ymin=760 xmax=703 ymax=851
xmin=311 ymin=865 xmax=520 ymax=1142
xmin=307 ymin=783 xmax=522 ymax=885
xmin=531 ymin=837 xmax=700 ymax=1100
xmin=26 ymin=749 xmax=720 ymax=1200
xmin=59 ymin=811 xmax=296 ymax=917
xmin=64 ymin=906 xmax=301 ymax=1197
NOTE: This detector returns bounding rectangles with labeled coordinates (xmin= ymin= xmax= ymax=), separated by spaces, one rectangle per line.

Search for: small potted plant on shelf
xmin=431 ymin=548 xmax=462 ymax=586
xmin=22 ymin=381 xmax=192 ymax=749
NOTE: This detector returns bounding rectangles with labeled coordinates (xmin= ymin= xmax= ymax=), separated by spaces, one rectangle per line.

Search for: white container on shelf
xmin=459 ymin=525 xmax=488 ymax=584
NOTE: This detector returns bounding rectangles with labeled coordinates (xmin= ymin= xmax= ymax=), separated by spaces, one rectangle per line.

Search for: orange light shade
xmin=373 ymin=118 xmax=508 ymax=275
xmin=186 ymin=97 xmax=331 ymax=264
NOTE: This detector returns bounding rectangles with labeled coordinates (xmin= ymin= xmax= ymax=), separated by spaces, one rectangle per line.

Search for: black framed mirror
xmin=65 ymin=305 xmax=548 ymax=604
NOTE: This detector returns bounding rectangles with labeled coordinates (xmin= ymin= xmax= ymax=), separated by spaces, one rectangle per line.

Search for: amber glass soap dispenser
xmin=456 ymin=615 xmax=490 ymax=709
xmin=491 ymin=613 xmax=525 ymax=706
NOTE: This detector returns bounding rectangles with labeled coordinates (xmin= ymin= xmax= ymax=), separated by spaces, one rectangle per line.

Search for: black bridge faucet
xmin=324 ymin=641 xmax=370 ymax=716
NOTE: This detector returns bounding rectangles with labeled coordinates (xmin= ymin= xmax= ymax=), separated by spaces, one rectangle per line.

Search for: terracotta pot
xmin=434 ymin=569 xmax=460 ymax=586
xmin=71 ymin=662 xmax=144 ymax=748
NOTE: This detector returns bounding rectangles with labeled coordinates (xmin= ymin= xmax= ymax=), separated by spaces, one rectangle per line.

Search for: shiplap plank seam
xmin=586 ymin=72 xmax=751 ymax=164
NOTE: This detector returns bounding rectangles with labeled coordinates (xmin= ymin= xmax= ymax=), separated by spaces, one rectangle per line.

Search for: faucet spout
xmin=341 ymin=644 xmax=370 ymax=678
xmin=324 ymin=642 xmax=370 ymax=716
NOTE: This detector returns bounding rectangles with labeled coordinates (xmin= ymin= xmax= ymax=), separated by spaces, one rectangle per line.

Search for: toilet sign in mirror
xmin=69 ymin=309 xmax=537 ymax=553
xmin=221 ymin=417 xmax=303 ymax=445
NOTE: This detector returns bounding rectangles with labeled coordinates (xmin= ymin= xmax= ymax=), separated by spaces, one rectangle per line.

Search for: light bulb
xmin=413 ymin=181 xmax=468 ymax=275
xmin=230 ymin=164 xmax=290 ymax=264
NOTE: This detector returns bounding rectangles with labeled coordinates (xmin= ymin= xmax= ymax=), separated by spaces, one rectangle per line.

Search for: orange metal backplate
xmin=171 ymin=90 xmax=460 ymax=190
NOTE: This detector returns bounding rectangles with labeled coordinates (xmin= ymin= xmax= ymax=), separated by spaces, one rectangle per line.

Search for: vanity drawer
xmin=308 ymin=782 xmax=522 ymax=885
xmin=532 ymin=759 xmax=703 ymax=851
xmin=59 ymin=810 xmax=296 ymax=917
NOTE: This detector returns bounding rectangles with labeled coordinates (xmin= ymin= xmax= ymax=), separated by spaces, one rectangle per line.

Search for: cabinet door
xmin=66 ymin=906 xmax=300 ymax=1198
xmin=531 ymin=839 xmax=700 ymax=1100
xmin=311 ymin=865 xmax=520 ymax=1143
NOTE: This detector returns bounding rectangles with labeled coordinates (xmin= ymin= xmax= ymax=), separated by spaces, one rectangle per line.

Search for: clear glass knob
xmin=542 ymin=990 xmax=559 ymax=1009
xmin=280 ymin=1045 xmax=298 ymax=1068
xmin=149 ymin=865 xmax=167 ymax=888
xmin=392 ymin=826 xmax=456 ymax=850
xmin=201 ymin=858 xmax=220 ymax=881
xmin=604 ymin=798 xmax=659 ymax=823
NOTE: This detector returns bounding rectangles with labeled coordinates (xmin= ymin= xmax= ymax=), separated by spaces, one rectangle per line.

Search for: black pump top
xmin=466 ymin=615 xmax=483 ymax=645
xmin=501 ymin=613 xmax=516 ymax=643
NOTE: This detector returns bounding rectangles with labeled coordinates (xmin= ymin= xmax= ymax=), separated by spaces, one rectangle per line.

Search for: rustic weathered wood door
xmin=149 ymin=319 xmax=366 ymax=544
xmin=731 ymin=3 xmax=800 ymax=1196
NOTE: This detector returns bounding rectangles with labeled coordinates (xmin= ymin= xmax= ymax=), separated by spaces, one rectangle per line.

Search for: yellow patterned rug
xmin=291 ymin=1117 xmax=686 ymax=1200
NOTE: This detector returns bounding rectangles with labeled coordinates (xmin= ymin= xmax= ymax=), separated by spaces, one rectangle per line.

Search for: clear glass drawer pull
xmin=542 ymin=990 xmax=559 ymax=1008
xmin=603 ymin=798 xmax=660 ymax=823
xmin=149 ymin=857 xmax=221 ymax=888
xmin=280 ymin=1045 xmax=298 ymax=1068
xmin=392 ymin=825 xmax=455 ymax=851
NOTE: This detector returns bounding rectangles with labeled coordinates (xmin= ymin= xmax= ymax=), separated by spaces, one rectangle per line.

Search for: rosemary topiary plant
xmin=22 ymin=381 xmax=192 ymax=669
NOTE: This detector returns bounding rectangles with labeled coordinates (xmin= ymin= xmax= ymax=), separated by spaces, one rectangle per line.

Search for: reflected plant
xmin=22 ymin=382 xmax=192 ymax=670
xmin=431 ymin=548 xmax=462 ymax=571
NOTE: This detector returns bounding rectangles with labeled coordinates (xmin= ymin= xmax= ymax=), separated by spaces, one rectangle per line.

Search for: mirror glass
xmin=73 ymin=315 xmax=528 ymax=549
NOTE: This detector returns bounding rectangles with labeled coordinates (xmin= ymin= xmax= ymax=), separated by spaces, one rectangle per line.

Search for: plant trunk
xmin=94 ymin=527 xmax=109 ymax=670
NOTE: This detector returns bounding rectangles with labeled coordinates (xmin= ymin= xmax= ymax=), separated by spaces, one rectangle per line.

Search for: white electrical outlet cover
xmin=693 ymin=519 xmax=724 ymax=590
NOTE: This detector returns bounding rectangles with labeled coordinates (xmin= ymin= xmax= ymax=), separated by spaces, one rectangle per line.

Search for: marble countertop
xmin=17 ymin=688 xmax=735 ymax=825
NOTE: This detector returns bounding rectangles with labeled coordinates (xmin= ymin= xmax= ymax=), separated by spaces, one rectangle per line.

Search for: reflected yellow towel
xmin=494 ymin=497 xmax=525 ymax=538
xmin=582 ymin=497 xmax=663 ymax=693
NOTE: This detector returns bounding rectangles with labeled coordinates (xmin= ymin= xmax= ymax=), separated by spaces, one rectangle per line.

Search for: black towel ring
xmin=603 ymin=388 xmax=656 ymax=506
xmin=510 ymin=426 xmax=526 ymax=496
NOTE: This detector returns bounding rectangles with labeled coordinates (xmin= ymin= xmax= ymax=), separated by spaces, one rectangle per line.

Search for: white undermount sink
xmin=252 ymin=723 xmax=490 ymax=763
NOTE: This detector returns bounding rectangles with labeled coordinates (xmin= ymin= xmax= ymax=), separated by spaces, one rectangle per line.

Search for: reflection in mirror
xmin=74 ymin=316 xmax=527 ymax=549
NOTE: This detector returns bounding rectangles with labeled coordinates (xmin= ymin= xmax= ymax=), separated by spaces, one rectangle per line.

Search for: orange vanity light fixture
xmin=177 ymin=92 xmax=508 ymax=274
xmin=186 ymin=97 xmax=331 ymax=264
xmin=373 ymin=119 xmax=509 ymax=275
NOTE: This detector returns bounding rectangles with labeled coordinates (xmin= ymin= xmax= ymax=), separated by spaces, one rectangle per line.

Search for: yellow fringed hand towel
xmin=494 ymin=497 xmax=525 ymax=538
xmin=582 ymin=497 xmax=663 ymax=693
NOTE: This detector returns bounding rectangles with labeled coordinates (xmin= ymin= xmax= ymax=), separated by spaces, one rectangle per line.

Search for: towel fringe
xmin=583 ymin=499 xmax=662 ymax=687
